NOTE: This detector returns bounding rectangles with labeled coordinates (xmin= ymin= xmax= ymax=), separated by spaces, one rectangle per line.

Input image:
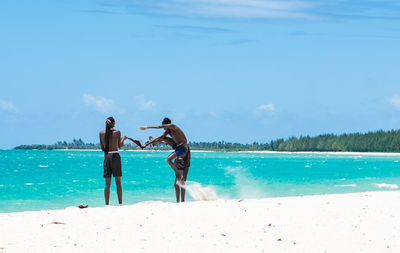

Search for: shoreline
xmin=4 ymin=149 xmax=400 ymax=156
xmin=240 ymin=150 xmax=400 ymax=156
xmin=1 ymin=190 xmax=399 ymax=214
xmin=1 ymin=191 xmax=399 ymax=252
xmin=1 ymin=189 xmax=399 ymax=214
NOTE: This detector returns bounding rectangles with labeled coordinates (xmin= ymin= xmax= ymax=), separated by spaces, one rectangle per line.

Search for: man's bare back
xmin=99 ymin=130 xmax=124 ymax=152
xmin=164 ymin=124 xmax=187 ymax=146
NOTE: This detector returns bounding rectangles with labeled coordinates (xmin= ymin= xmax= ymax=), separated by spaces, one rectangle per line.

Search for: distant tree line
xmin=14 ymin=139 xmax=98 ymax=150
xmin=187 ymin=141 xmax=268 ymax=151
xmin=265 ymin=129 xmax=400 ymax=152
xmin=13 ymin=129 xmax=400 ymax=152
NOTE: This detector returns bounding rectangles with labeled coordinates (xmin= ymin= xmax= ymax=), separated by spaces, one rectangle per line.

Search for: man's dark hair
xmin=105 ymin=116 xmax=115 ymax=155
xmin=162 ymin=117 xmax=171 ymax=125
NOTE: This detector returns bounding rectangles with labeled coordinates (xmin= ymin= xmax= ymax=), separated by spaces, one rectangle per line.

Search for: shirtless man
xmin=99 ymin=117 xmax=127 ymax=205
xmin=146 ymin=134 xmax=190 ymax=202
xmin=139 ymin=118 xmax=190 ymax=201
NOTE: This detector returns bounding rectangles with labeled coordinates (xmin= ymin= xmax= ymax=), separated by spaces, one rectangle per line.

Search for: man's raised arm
xmin=99 ymin=132 xmax=105 ymax=151
xmin=145 ymin=131 xmax=169 ymax=147
xmin=118 ymin=131 xmax=127 ymax=148
xmin=139 ymin=124 xmax=174 ymax=130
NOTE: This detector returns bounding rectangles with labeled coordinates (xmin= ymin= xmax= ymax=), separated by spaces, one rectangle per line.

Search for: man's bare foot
xmin=145 ymin=136 xmax=154 ymax=146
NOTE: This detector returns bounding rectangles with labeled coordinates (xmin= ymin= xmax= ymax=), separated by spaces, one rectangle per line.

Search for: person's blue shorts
xmin=175 ymin=144 xmax=188 ymax=157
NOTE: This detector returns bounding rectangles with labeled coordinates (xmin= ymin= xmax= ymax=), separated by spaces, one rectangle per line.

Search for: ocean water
xmin=1 ymin=150 xmax=400 ymax=213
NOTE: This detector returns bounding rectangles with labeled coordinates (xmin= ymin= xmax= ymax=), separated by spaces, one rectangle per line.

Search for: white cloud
xmin=0 ymin=99 xmax=17 ymax=112
xmin=135 ymin=95 xmax=157 ymax=111
xmin=126 ymin=0 xmax=315 ymax=19
xmin=83 ymin=94 xmax=115 ymax=113
xmin=255 ymin=103 xmax=275 ymax=113
xmin=389 ymin=94 xmax=400 ymax=110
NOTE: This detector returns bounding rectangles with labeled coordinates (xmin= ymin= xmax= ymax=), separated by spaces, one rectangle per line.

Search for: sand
xmin=1 ymin=191 xmax=400 ymax=253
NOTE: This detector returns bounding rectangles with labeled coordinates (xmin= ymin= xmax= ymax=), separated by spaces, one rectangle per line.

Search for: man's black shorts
xmin=174 ymin=148 xmax=190 ymax=181
xmin=103 ymin=152 xmax=122 ymax=178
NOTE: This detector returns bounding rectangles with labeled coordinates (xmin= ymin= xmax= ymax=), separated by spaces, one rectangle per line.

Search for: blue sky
xmin=1 ymin=0 xmax=400 ymax=149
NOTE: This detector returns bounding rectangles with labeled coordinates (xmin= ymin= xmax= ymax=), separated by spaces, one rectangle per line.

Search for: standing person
xmin=145 ymin=135 xmax=191 ymax=202
xmin=140 ymin=118 xmax=190 ymax=202
xmin=99 ymin=117 xmax=127 ymax=205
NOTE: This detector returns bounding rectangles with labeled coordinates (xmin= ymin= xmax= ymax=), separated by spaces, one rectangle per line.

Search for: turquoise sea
xmin=1 ymin=150 xmax=400 ymax=213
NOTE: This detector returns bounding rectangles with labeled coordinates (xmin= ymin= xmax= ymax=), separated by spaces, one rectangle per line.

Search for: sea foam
xmin=376 ymin=183 xmax=399 ymax=189
xmin=335 ymin=184 xmax=356 ymax=187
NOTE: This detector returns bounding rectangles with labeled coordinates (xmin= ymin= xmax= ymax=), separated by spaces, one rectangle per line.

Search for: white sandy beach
xmin=1 ymin=191 xmax=399 ymax=253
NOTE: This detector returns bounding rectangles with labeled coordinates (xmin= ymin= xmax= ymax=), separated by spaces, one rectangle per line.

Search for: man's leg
xmin=148 ymin=136 xmax=174 ymax=148
xmin=166 ymin=152 xmax=180 ymax=176
xmin=115 ymin=177 xmax=122 ymax=205
xmin=181 ymin=182 xmax=185 ymax=202
xmin=174 ymin=178 xmax=180 ymax=202
xmin=181 ymin=167 xmax=188 ymax=202
xmin=148 ymin=136 xmax=162 ymax=146
xmin=104 ymin=177 xmax=111 ymax=205
xmin=162 ymin=137 xmax=174 ymax=147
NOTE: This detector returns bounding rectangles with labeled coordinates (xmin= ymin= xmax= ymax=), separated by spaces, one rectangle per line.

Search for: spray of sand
xmin=177 ymin=181 xmax=218 ymax=201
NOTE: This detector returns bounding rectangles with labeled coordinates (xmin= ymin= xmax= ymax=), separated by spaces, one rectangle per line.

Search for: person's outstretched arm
xmin=145 ymin=132 xmax=169 ymax=147
xmin=139 ymin=124 xmax=174 ymax=130
xmin=99 ymin=132 xmax=105 ymax=151
xmin=118 ymin=131 xmax=127 ymax=148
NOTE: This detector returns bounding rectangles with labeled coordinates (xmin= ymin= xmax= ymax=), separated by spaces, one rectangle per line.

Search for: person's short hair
xmin=162 ymin=117 xmax=171 ymax=125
